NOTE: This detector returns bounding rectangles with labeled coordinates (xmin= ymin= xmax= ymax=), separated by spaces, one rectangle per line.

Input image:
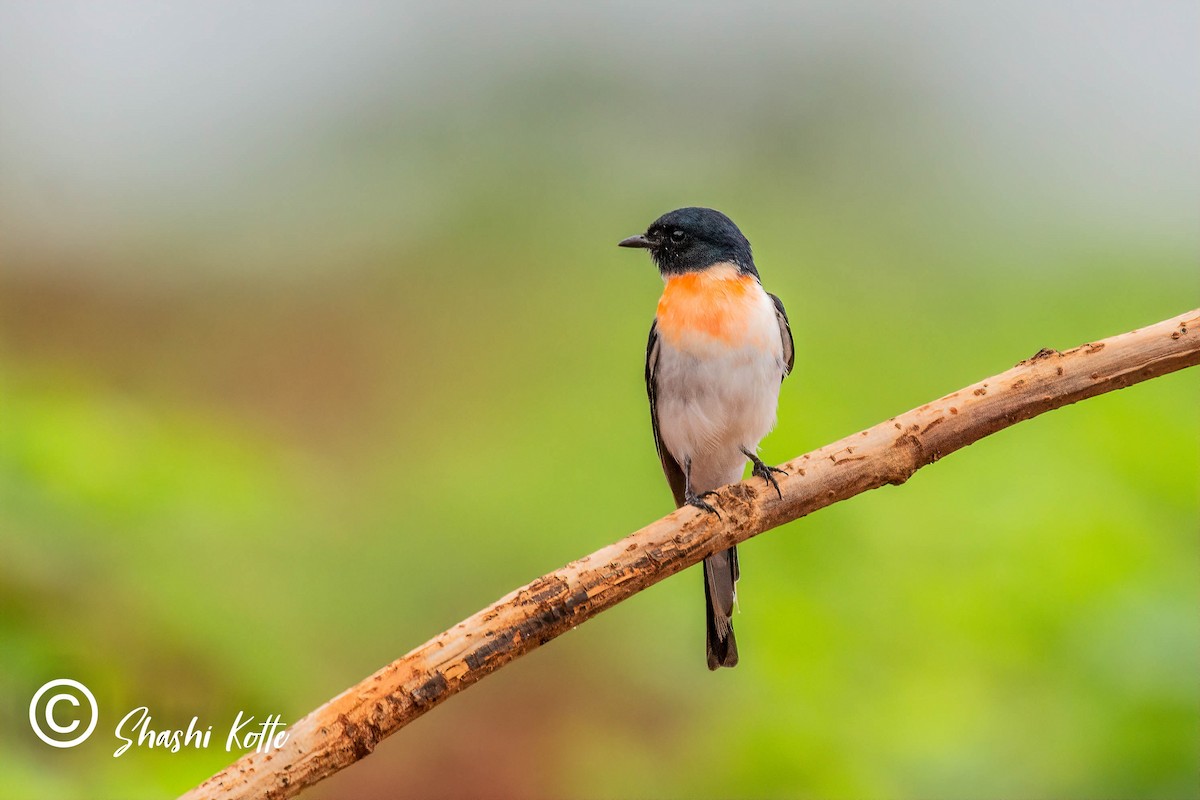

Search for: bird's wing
xmin=646 ymin=319 xmax=687 ymax=508
xmin=768 ymin=292 xmax=795 ymax=378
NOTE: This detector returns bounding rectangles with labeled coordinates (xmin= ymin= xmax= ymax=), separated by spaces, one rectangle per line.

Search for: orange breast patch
xmin=656 ymin=265 xmax=760 ymax=345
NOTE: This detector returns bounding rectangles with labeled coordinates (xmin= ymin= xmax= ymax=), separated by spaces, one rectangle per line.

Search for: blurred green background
xmin=1 ymin=3 xmax=1197 ymax=799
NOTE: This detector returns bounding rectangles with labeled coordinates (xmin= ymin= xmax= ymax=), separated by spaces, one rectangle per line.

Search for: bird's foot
xmin=685 ymin=490 xmax=722 ymax=518
xmin=743 ymin=449 xmax=786 ymax=499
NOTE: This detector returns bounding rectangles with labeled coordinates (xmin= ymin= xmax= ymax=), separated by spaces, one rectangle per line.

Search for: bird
xmin=619 ymin=207 xmax=793 ymax=670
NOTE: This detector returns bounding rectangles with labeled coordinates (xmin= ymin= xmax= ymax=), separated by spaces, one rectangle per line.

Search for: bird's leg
xmin=683 ymin=457 xmax=721 ymax=518
xmin=741 ymin=446 xmax=786 ymax=499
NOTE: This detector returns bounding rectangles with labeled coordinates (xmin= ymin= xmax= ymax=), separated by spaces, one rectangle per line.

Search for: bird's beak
xmin=618 ymin=234 xmax=654 ymax=249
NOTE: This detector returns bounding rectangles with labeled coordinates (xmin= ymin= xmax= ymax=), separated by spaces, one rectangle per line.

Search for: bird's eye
xmin=670 ymin=229 xmax=686 ymax=244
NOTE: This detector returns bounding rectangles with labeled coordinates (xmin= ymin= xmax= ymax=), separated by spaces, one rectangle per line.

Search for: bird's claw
xmin=754 ymin=465 xmax=785 ymax=499
xmin=744 ymin=451 xmax=787 ymax=499
xmin=685 ymin=491 xmax=722 ymax=518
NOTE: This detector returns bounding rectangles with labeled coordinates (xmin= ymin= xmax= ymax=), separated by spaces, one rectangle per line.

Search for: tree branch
xmin=181 ymin=309 xmax=1199 ymax=800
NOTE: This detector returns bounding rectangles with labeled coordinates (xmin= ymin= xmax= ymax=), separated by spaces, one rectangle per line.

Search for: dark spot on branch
xmin=1085 ymin=342 xmax=1106 ymax=354
xmin=567 ymin=588 xmax=590 ymax=610
xmin=1011 ymin=379 xmax=1026 ymax=389
xmin=525 ymin=575 xmax=569 ymax=607
xmin=338 ymin=715 xmax=378 ymax=760
xmin=1023 ymin=347 xmax=1060 ymax=365
xmin=412 ymin=674 xmax=448 ymax=706
xmin=887 ymin=433 xmax=924 ymax=484
xmin=527 ymin=603 xmax=571 ymax=636
xmin=973 ymin=387 xmax=987 ymax=396
xmin=464 ymin=630 xmax=516 ymax=670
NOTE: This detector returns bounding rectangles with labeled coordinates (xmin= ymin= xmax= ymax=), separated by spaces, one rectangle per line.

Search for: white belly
xmin=655 ymin=297 xmax=785 ymax=494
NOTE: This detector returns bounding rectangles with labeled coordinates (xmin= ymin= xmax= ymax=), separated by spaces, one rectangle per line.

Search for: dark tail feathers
xmin=704 ymin=546 xmax=739 ymax=669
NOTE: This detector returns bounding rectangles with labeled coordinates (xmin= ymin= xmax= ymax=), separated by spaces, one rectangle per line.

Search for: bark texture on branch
xmin=181 ymin=309 xmax=1199 ymax=800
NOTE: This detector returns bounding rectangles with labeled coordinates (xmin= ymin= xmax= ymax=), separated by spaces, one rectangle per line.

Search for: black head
xmin=618 ymin=207 xmax=757 ymax=277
